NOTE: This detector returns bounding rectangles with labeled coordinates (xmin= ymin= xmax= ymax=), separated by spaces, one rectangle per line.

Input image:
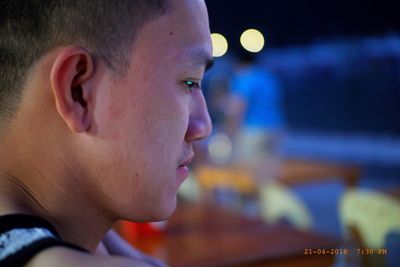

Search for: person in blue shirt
xmin=229 ymin=51 xmax=285 ymax=171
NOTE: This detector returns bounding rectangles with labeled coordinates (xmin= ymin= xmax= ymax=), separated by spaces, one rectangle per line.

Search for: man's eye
xmin=183 ymin=80 xmax=201 ymax=93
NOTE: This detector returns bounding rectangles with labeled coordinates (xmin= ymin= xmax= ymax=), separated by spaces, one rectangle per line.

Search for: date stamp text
xmin=304 ymin=248 xmax=388 ymax=256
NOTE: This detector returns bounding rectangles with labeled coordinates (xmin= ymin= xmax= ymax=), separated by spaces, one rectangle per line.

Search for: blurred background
xmin=181 ymin=1 xmax=400 ymax=266
xmin=119 ymin=1 xmax=400 ymax=267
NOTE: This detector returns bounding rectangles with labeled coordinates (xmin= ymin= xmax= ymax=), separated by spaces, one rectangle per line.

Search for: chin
xmin=151 ymin=197 xmax=178 ymax=221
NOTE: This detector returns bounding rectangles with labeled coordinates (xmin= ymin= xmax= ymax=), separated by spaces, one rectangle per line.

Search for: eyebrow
xmin=180 ymin=49 xmax=214 ymax=72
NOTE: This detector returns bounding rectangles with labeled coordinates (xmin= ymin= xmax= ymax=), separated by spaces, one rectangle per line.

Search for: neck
xmin=0 ymin=140 xmax=114 ymax=252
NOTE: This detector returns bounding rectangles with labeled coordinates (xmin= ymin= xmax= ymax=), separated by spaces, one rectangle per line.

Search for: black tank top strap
xmin=0 ymin=214 xmax=88 ymax=267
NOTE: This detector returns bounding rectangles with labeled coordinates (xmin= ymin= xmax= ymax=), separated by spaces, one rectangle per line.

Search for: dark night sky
xmin=206 ymin=0 xmax=400 ymax=51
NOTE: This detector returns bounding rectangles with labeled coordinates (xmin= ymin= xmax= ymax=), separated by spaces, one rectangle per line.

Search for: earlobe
xmin=50 ymin=47 xmax=95 ymax=133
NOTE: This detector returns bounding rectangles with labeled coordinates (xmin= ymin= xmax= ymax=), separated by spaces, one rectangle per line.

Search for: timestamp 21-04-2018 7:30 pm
xmin=304 ymin=248 xmax=389 ymax=256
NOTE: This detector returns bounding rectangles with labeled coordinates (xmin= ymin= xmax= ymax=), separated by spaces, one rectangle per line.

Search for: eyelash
xmin=183 ymin=80 xmax=201 ymax=93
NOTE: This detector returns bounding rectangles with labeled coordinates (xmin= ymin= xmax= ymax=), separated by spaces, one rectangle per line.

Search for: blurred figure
xmin=228 ymin=51 xmax=285 ymax=178
xmin=207 ymin=73 xmax=232 ymax=132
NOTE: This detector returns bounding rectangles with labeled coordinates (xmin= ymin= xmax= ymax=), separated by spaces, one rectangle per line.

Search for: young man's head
xmin=0 ymin=0 xmax=212 ymax=243
xmin=0 ymin=0 xmax=170 ymax=126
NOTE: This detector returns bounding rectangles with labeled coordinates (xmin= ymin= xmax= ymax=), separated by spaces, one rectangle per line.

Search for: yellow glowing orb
xmin=211 ymin=33 xmax=228 ymax=57
xmin=240 ymin=29 xmax=265 ymax=53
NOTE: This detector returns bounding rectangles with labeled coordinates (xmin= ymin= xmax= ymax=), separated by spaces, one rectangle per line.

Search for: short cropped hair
xmin=0 ymin=0 xmax=170 ymax=125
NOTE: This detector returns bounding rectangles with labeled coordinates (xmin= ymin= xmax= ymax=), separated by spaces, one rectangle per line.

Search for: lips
xmin=176 ymin=153 xmax=194 ymax=186
xmin=178 ymin=154 xmax=194 ymax=168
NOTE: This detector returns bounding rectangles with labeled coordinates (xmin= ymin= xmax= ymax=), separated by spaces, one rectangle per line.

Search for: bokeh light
xmin=208 ymin=133 xmax=233 ymax=164
xmin=240 ymin=29 xmax=265 ymax=53
xmin=211 ymin=33 xmax=228 ymax=57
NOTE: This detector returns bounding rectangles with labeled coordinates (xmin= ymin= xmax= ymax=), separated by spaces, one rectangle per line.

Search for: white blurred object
xmin=340 ymin=188 xmax=400 ymax=248
xmin=339 ymin=189 xmax=400 ymax=267
xmin=178 ymin=173 xmax=200 ymax=202
xmin=208 ymin=133 xmax=233 ymax=164
xmin=259 ymin=182 xmax=312 ymax=230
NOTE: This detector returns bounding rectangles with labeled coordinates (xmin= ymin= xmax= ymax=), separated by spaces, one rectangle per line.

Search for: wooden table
xmin=127 ymin=203 xmax=339 ymax=267
xmin=196 ymin=159 xmax=361 ymax=194
xmin=277 ymin=159 xmax=361 ymax=188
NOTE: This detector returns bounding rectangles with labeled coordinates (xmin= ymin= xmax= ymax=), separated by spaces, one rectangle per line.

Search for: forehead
xmin=131 ymin=0 xmax=212 ymax=66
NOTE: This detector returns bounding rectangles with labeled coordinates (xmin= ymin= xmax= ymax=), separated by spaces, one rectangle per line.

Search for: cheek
xmin=144 ymin=88 xmax=189 ymax=142
xmin=142 ymin=106 xmax=187 ymax=164
xmin=96 ymin=77 xmax=189 ymax=163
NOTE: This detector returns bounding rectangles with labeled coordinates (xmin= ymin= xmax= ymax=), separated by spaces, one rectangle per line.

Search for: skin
xmin=0 ymin=0 xmax=212 ymax=265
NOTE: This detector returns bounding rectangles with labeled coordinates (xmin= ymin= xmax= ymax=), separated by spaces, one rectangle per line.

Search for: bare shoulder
xmin=25 ymin=247 xmax=154 ymax=267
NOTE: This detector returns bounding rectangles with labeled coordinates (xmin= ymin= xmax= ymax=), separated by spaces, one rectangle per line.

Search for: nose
xmin=185 ymin=91 xmax=212 ymax=142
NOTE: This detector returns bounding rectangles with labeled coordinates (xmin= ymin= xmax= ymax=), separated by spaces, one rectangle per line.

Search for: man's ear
xmin=50 ymin=47 xmax=95 ymax=133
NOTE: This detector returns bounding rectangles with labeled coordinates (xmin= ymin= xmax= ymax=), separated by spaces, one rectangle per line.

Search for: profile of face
xmin=85 ymin=0 xmax=213 ymax=221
